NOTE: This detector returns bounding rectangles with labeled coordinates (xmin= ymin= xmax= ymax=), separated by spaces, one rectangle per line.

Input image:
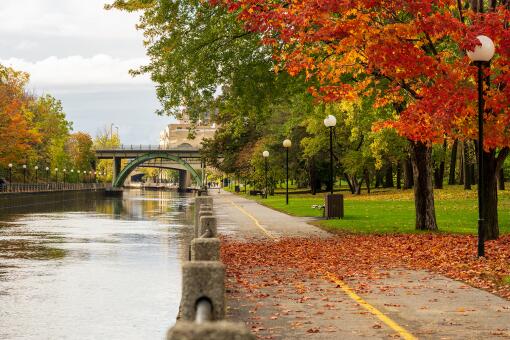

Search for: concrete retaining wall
xmin=0 ymin=189 xmax=106 ymax=212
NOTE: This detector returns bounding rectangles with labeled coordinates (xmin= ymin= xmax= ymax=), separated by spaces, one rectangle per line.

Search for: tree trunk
xmin=403 ymin=156 xmax=414 ymax=189
xmin=433 ymin=167 xmax=443 ymax=189
xmin=410 ymin=141 xmax=438 ymax=231
xmin=354 ymin=176 xmax=363 ymax=195
xmin=375 ymin=171 xmax=382 ymax=188
xmin=345 ymin=173 xmax=362 ymax=194
xmin=463 ymin=141 xmax=471 ymax=190
xmin=483 ymin=148 xmax=509 ymax=240
xmin=365 ymin=169 xmax=371 ymax=194
xmin=448 ymin=139 xmax=459 ymax=185
xmin=434 ymin=140 xmax=447 ymax=189
xmin=344 ymin=173 xmax=355 ymax=194
xmin=498 ymin=168 xmax=505 ymax=190
xmin=484 ymin=151 xmax=499 ymax=240
xmin=384 ymin=164 xmax=394 ymax=188
xmin=309 ymin=158 xmax=318 ymax=195
xmin=396 ymin=162 xmax=402 ymax=189
xmin=459 ymin=143 xmax=464 ymax=185
xmin=471 ymin=164 xmax=477 ymax=185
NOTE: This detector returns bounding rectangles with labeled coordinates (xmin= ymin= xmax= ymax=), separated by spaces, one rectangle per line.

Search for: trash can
xmin=235 ymin=185 xmax=240 ymax=193
xmin=325 ymin=194 xmax=344 ymax=219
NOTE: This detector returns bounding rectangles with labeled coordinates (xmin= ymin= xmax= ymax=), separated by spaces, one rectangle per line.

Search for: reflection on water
xmin=0 ymin=189 xmax=194 ymax=340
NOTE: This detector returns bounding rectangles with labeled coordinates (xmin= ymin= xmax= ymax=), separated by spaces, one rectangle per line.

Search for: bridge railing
xmin=96 ymin=144 xmax=199 ymax=151
xmin=0 ymin=183 xmax=110 ymax=193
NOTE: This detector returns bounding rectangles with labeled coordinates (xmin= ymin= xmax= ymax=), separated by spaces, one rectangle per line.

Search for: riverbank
xmin=0 ymin=188 xmax=107 ymax=212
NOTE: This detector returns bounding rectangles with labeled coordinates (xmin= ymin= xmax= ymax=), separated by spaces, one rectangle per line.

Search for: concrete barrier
xmin=195 ymin=207 xmax=213 ymax=238
xmin=167 ymin=321 xmax=256 ymax=340
xmin=180 ymin=261 xmax=225 ymax=321
xmin=169 ymin=195 xmax=253 ymax=340
xmin=199 ymin=216 xmax=217 ymax=238
xmin=194 ymin=197 xmax=213 ymax=229
xmin=191 ymin=238 xmax=220 ymax=261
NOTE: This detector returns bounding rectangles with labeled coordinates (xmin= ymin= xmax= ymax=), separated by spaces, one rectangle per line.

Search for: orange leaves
xmin=0 ymin=66 xmax=40 ymax=165
xmin=212 ymin=0 xmax=510 ymax=149
xmin=221 ymin=234 xmax=510 ymax=301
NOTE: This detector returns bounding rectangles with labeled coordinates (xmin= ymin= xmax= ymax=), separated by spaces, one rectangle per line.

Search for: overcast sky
xmin=0 ymin=0 xmax=174 ymax=144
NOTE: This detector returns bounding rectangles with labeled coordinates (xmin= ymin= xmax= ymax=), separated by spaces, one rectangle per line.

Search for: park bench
xmin=249 ymin=190 xmax=264 ymax=196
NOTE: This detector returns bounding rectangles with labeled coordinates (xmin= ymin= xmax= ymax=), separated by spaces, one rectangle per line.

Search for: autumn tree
xmin=214 ymin=0 xmax=510 ymax=237
xmin=109 ymin=0 xmax=324 ymax=190
xmin=94 ymin=126 xmax=121 ymax=182
xmin=30 ymin=94 xmax=73 ymax=170
xmin=0 ymin=66 xmax=40 ymax=170
xmin=66 ymin=132 xmax=95 ymax=175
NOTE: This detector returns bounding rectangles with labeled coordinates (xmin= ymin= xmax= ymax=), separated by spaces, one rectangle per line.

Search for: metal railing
xmin=0 ymin=183 xmax=110 ymax=193
xmin=195 ymin=298 xmax=213 ymax=323
xmin=95 ymin=144 xmax=199 ymax=151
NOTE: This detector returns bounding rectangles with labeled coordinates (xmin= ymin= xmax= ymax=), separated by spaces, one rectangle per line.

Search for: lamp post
xmin=8 ymin=163 xmax=12 ymax=183
xmin=22 ymin=164 xmax=27 ymax=184
xmin=77 ymin=170 xmax=80 ymax=183
xmin=467 ymin=35 xmax=495 ymax=258
xmin=283 ymin=139 xmax=292 ymax=204
xmin=45 ymin=167 xmax=49 ymax=182
xmin=262 ymin=150 xmax=269 ymax=199
xmin=324 ymin=115 xmax=337 ymax=195
xmin=55 ymin=168 xmax=59 ymax=182
xmin=34 ymin=166 xmax=39 ymax=183
xmin=63 ymin=169 xmax=67 ymax=183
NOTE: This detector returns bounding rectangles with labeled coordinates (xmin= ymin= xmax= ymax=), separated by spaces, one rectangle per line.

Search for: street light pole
xmin=324 ymin=115 xmax=337 ymax=195
xmin=55 ymin=168 xmax=59 ymax=183
xmin=22 ymin=164 xmax=27 ymax=184
xmin=283 ymin=139 xmax=292 ymax=205
xmin=8 ymin=163 xmax=12 ymax=183
xmin=467 ymin=35 xmax=495 ymax=258
xmin=46 ymin=167 xmax=49 ymax=182
xmin=329 ymin=127 xmax=333 ymax=194
xmin=262 ymin=150 xmax=269 ymax=199
xmin=34 ymin=166 xmax=39 ymax=183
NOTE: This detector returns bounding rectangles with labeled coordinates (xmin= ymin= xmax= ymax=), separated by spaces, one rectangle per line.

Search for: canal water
xmin=0 ymin=189 xmax=194 ymax=340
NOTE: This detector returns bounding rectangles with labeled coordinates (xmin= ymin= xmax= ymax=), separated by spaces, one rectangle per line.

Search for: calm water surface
xmin=0 ymin=189 xmax=194 ymax=340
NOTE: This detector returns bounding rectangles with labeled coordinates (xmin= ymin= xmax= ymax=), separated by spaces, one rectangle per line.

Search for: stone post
xmin=195 ymin=206 xmax=213 ymax=238
xmin=191 ymin=238 xmax=220 ymax=261
xmin=180 ymin=261 xmax=225 ymax=321
xmin=199 ymin=216 xmax=217 ymax=238
xmin=167 ymin=321 xmax=256 ymax=340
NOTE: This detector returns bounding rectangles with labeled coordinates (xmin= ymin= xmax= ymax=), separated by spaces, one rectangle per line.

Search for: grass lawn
xmin=228 ymin=186 xmax=510 ymax=235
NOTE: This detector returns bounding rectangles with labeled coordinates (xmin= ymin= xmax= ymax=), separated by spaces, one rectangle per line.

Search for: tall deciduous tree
xmin=0 ymin=66 xmax=40 ymax=167
xmin=66 ymin=132 xmax=95 ymax=173
xmin=214 ymin=0 xmax=510 ymax=237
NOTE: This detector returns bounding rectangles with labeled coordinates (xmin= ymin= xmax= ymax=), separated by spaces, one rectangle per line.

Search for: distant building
xmin=159 ymin=113 xmax=217 ymax=149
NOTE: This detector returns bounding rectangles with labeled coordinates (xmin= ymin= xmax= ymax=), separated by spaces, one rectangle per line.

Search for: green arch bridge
xmin=95 ymin=145 xmax=204 ymax=189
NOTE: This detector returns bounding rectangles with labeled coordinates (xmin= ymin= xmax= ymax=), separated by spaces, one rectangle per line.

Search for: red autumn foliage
xmin=222 ymin=234 xmax=510 ymax=300
xmin=213 ymin=0 xmax=510 ymax=149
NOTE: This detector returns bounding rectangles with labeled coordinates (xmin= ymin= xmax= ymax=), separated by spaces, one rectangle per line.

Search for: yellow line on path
xmin=325 ymin=272 xmax=417 ymax=340
xmin=228 ymin=199 xmax=277 ymax=240
xmin=227 ymin=195 xmax=416 ymax=339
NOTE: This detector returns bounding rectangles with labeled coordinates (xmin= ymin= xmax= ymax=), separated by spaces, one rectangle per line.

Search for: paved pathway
xmin=211 ymin=189 xmax=328 ymax=239
xmin=210 ymin=190 xmax=510 ymax=339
